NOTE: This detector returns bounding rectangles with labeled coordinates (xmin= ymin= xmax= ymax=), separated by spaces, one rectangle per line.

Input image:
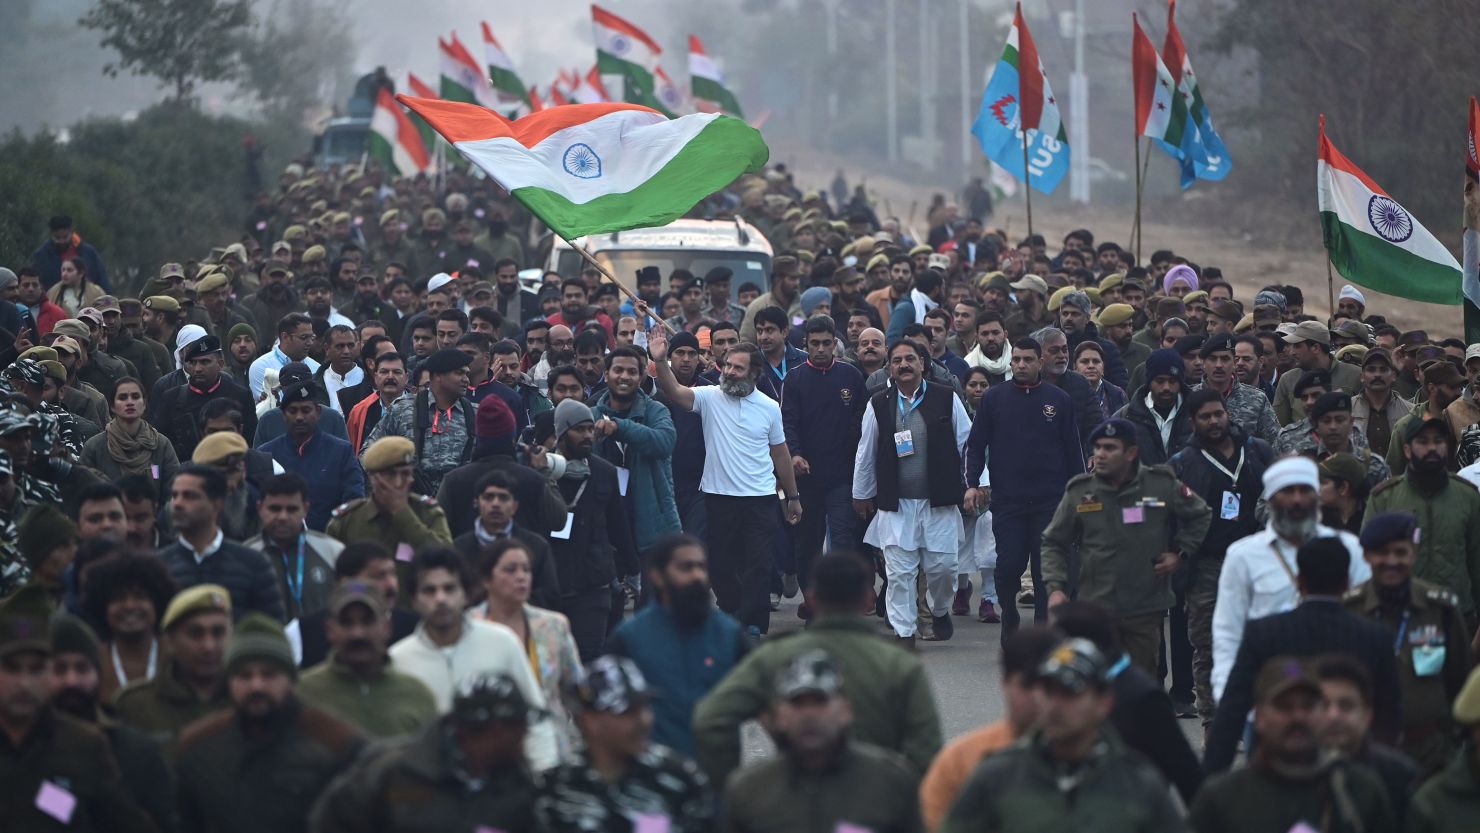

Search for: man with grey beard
xmin=1033 ymin=326 xmax=1101 ymax=452
xmin=1211 ymin=456 xmax=1371 ymax=704
xmin=649 ymin=327 xmax=802 ymax=641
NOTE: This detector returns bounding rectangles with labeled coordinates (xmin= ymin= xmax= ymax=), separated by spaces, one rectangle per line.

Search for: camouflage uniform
xmin=537 ymin=745 xmax=712 ymax=833
xmin=1273 ymin=422 xmax=1390 ymax=488
xmin=0 ymin=484 xmax=30 ymax=597
xmin=1196 ymin=381 xmax=1280 ymax=444
xmin=361 ymin=391 xmax=474 ymax=495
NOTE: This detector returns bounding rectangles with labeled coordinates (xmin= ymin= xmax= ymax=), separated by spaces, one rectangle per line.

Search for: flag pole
xmin=1022 ymin=132 xmax=1034 ymax=240
xmin=563 ymin=235 xmax=678 ymax=334
xmin=1325 ymin=253 xmax=1336 ymax=322
xmin=1131 ymin=133 xmax=1142 ymax=259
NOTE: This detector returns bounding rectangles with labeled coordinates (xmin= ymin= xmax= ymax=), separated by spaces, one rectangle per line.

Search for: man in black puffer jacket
xmin=1170 ymin=387 xmax=1275 ymax=726
xmin=1116 ymin=349 xmax=1195 ymax=466
xmin=158 ymin=464 xmax=286 ymax=623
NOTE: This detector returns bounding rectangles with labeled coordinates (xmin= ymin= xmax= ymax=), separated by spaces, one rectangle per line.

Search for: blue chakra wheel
xmin=562 ymin=143 xmax=603 ymax=179
xmin=1367 ymin=195 xmax=1413 ymax=243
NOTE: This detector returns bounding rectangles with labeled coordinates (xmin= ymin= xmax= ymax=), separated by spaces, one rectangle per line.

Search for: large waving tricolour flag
xmin=397 ymin=97 xmax=768 ymax=240
xmin=1319 ymin=116 xmax=1461 ymax=305
xmin=970 ymin=3 xmax=1069 ymax=194
xmin=1464 ymin=97 xmax=1480 ymax=341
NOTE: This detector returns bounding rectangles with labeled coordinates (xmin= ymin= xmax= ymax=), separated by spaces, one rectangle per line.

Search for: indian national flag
xmin=369 ymin=89 xmax=431 ymax=176
xmin=653 ymin=67 xmax=685 ymax=118
xmin=481 ymin=23 xmax=533 ymax=115
xmin=1318 ymin=116 xmax=1461 ymax=305
xmin=396 ymin=96 xmax=768 ymax=239
xmin=406 ymin=72 xmax=441 ymax=153
xmin=592 ymin=4 xmax=664 ymax=110
xmin=1464 ymin=96 xmax=1480 ymax=340
xmin=689 ymin=35 xmax=743 ymax=118
xmin=1131 ymin=14 xmax=1187 ymax=149
xmin=439 ymin=34 xmax=497 ymax=109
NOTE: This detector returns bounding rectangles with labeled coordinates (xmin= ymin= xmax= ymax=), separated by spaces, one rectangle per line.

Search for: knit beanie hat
xmin=225 ymin=613 xmax=297 ymax=679
xmin=18 ymin=505 xmax=77 ymax=570
xmin=554 ymin=399 xmax=594 ymax=438
xmin=50 ymin=613 xmax=101 ymax=669
xmin=226 ymin=322 xmax=256 ymax=345
xmin=800 ymin=286 xmax=832 ymax=317
xmin=475 ymin=394 xmax=517 ymax=440
xmin=1143 ymin=349 xmax=1184 ymax=384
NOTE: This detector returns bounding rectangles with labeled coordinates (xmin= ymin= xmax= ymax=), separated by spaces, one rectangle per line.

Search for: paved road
xmin=744 ymin=595 xmax=1203 ymax=760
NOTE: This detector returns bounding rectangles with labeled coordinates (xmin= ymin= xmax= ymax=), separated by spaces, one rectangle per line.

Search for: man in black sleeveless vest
xmin=852 ymin=340 xmax=973 ymax=649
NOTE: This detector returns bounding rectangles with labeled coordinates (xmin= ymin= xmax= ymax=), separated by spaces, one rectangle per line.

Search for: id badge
xmin=1412 ymin=644 xmax=1445 ymax=677
xmin=1220 ymin=491 xmax=1241 ymax=520
xmin=894 ymin=430 xmax=915 ymax=457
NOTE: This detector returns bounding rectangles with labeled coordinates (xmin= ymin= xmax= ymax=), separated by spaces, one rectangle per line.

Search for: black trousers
xmin=705 ymin=493 xmax=777 ymax=632
xmin=558 ymin=585 xmax=613 ymax=662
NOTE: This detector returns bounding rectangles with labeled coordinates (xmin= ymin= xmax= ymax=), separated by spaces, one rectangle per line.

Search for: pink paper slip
xmin=36 ymin=781 xmax=76 ymax=824
xmin=634 ymin=813 xmax=671 ymax=833
xmin=395 ymin=543 xmax=415 ymax=562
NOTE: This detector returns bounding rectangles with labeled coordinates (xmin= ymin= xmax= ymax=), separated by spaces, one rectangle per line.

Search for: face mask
xmin=488 ymin=221 xmax=508 ymax=236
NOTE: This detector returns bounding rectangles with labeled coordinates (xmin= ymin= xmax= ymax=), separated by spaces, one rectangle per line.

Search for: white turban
xmin=1262 ymin=456 xmax=1319 ymax=501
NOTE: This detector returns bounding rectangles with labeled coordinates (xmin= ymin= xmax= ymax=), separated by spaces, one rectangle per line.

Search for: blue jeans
xmin=794 ymin=481 xmax=858 ymax=591
xmin=991 ymin=501 xmax=1058 ymax=643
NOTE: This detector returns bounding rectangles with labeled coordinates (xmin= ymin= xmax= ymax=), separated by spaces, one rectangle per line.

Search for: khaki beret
xmin=909 ymin=244 xmax=933 ymax=257
xmin=1456 ymin=666 xmax=1480 ymax=724
xmin=195 ymin=273 xmax=230 ymax=295
xmin=866 ymin=253 xmax=890 ymax=273
xmin=363 ymin=436 xmax=417 ymax=473
xmin=839 ymin=242 xmax=856 ymax=258
xmin=1083 ymin=287 xmax=1102 ymax=307
xmin=782 ymin=207 xmax=802 ymax=222
xmin=1182 ymin=290 xmax=1210 ymax=309
xmin=222 ymin=243 xmax=247 ymax=262
xmin=380 ymin=208 xmax=401 ymax=227
xmin=1334 ymin=344 xmax=1370 ymax=365
xmin=1096 ymin=303 xmax=1135 ymax=327
xmin=331 ymin=211 xmax=352 ymax=225
xmin=39 ymin=360 xmax=66 ymax=384
xmin=282 ymin=224 xmax=308 ymax=241
xmin=144 ymin=296 xmax=181 ymax=313
xmin=301 ymin=245 xmax=327 ymax=264
xmin=1098 ymin=273 xmax=1125 ymax=292
xmin=17 ymin=346 xmax=59 ymax=363
xmin=1234 ymin=313 xmax=1255 ymax=333
xmin=1047 ymin=286 xmax=1075 ymax=312
xmin=161 ymin=584 xmax=232 ymax=631
xmin=192 ymin=431 xmax=248 ymax=465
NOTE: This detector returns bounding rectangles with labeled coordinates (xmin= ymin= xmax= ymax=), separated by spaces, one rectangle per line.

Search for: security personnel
xmin=112 ymin=584 xmax=233 ymax=761
xmin=1407 ymin=666 xmax=1480 ymax=831
xmin=325 ymin=436 xmax=452 ymax=605
xmin=53 ymin=317 xmax=136 ymax=402
xmin=1041 ymin=417 xmax=1212 ymax=675
xmin=361 ymin=347 xmax=476 ymax=495
xmin=96 ymin=295 xmax=163 ymax=391
xmin=1344 ymin=511 xmax=1474 ymax=773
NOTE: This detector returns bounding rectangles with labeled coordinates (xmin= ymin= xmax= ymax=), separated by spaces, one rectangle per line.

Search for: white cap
xmin=1262 ymin=456 xmax=1319 ymax=501
xmin=427 ymin=272 xmax=455 ymax=292
xmin=1339 ymin=285 xmax=1366 ymax=306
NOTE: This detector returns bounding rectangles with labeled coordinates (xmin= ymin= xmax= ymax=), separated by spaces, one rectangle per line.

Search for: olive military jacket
xmin=1041 ymin=462 xmax=1211 ymax=618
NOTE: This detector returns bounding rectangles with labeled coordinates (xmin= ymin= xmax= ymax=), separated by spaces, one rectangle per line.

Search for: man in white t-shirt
xmin=650 ymin=325 xmax=801 ymax=639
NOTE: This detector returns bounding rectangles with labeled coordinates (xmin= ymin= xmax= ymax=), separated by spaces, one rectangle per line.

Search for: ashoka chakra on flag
xmin=1366 ymin=196 xmax=1413 ymax=243
xmin=395 ymin=97 xmax=769 ymax=240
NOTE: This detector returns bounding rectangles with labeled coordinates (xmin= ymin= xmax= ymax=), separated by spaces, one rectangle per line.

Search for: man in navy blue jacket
xmin=752 ymin=306 xmax=808 ymax=405
xmin=259 ymin=374 xmax=366 ymax=530
xmin=31 ymin=215 xmax=110 ymax=291
xmin=660 ymin=331 xmax=713 ymax=538
xmin=782 ymin=316 xmax=866 ymax=612
xmin=965 ymin=337 xmax=1084 ymax=645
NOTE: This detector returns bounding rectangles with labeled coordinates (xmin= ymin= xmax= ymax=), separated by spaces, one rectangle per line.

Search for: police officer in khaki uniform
xmin=1041 ymin=417 xmax=1212 ymax=675
xmin=1344 ymin=511 xmax=1474 ymax=774
xmin=325 ymin=436 xmax=453 ymax=605
xmin=112 ymin=584 xmax=233 ymax=762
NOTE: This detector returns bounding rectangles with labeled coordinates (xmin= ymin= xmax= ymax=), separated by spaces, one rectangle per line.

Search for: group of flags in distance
xmin=974 ymin=1 xmax=1229 ymax=196
xmin=369 ymin=4 xmax=745 ymax=178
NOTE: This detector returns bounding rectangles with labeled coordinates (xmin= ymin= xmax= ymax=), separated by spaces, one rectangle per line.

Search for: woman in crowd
xmin=473 ymin=538 xmax=584 ymax=760
xmin=46 ymin=256 xmax=105 ymax=316
xmin=1075 ymin=340 xmax=1127 ymax=421
xmin=80 ymin=376 xmax=180 ymax=499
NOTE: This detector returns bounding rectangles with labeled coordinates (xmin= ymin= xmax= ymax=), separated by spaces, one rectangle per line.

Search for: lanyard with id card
xmin=895 ymin=383 xmax=926 ymax=458
xmin=551 ymin=480 xmax=589 ymax=540
xmin=1200 ymin=447 xmax=1245 ymax=520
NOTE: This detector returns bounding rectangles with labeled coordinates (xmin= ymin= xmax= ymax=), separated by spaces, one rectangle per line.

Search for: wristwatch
xmin=784 ymin=495 xmax=800 ymax=502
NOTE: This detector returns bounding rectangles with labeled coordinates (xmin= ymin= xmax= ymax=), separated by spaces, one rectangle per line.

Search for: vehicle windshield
xmin=555 ymin=249 xmax=771 ymax=304
xmin=319 ymin=126 xmax=367 ymax=167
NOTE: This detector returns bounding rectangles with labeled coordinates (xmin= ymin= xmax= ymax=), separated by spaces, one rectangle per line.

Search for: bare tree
xmin=80 ymin=0 xmax=255 ymax=102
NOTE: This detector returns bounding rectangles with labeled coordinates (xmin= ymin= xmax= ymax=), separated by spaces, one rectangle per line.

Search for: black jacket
xmin=453 ymin=526 xmax=562 ymax=608
xmin=1116 ymin=384 xmax=1194 ymax=465
xmin=1047 ymin=368 xmax=1102 ymax=452
xmin=1206 ymin=599 xmax=1402 ymax=773
xmin=435 ymin=454 xmax=569 ymax=538
xmin=150 ymin=376 xmax=258 ymax=463
xmin=1169 ymin=427 xmax=1275 ymax=563
xmin=1066 ymin=322 xmax=1129 ymax=389
xmin=549 ymin=455 xmax=640 ymax=592
xmin=158 ymin=538 xmax=287 ymax=623
xmin=1109 ymin=658 xmax=1204 ymax=805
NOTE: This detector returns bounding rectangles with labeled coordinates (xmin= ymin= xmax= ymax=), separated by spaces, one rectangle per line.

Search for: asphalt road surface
xmin=742 ymin=594 xmax=1204 ymax=762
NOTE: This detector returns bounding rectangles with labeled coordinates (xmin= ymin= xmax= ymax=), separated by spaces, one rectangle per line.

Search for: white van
xmin=544 ymin=218 xmax=774 ymax=303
